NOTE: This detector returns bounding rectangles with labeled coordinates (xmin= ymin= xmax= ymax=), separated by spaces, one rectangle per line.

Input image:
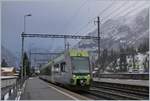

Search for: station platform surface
xmin=20 ymin=77 xmax=89 ymax=100
xmin=93 ymin=78 xmax=149 ymax=87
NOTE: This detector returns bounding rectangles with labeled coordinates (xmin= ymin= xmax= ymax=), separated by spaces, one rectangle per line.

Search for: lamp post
xmin=22 ymin=14 xmax=32 ymax=80
xmin=24 ymin=14 xmax=32 ymax=33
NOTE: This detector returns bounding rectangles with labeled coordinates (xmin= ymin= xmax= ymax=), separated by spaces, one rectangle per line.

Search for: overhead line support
xmin=21 ymin=34 xmax=99 ymax=40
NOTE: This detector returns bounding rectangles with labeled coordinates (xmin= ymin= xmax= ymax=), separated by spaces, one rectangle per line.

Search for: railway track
xmin=86 ymin=87 xmax=148 ymax=100
xmin=93 ymin=81 xmax=149 ymax=92
xmin=84 ymin=81 xmax=149 ymax=100
xmin=40 ymin=78 xmax=149 ymax=100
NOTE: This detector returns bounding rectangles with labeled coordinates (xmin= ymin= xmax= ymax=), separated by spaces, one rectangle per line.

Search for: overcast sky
xmin=1 ymin=0 xmax=149 ymax=61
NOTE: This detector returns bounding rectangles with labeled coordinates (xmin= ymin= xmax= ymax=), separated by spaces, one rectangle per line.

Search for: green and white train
xmin=39 ymin=49 xmax=92 ymax=90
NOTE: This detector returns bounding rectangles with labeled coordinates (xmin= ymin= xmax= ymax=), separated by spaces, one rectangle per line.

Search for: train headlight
xmin=73 ymin=75 xmax=76 ymax=78
xmin=87 ymin=74 xmax=90 ymax=77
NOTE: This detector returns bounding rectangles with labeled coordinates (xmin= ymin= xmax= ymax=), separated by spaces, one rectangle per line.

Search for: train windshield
xmin=71 ymin=57 xmax=90 ymax=73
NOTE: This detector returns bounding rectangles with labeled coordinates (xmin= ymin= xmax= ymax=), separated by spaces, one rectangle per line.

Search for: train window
xmin=49 ymin=66 xmax=52 ymax=75
xmin=54 ymin=64 xmax=60 ymax=73
xmin=60 ymin=62 xmax=66 ymax=72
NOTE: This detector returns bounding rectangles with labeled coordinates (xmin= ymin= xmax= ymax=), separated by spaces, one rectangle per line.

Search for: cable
xmin=69 ymin=0 xmax=116 ymax=48
xmin=80 ymin=1 xmax=117 ymax=35
xmin=63 ymin=0 xmax=88 ymax=34
xmin=101 ymin=0 xmax=130 ymax=21
xmin=102 ymin=0 xmax=148 ymax=22
xmin=102 ymin=1 xmax=146 ymax=23
xmin=73 ymin=0 xmax=116 ymax=35
xmin=97 ymin=0 xmax=116 ymax=16
xmin=121 ymin=2 xmax=149 ymax=17
xmin=71 ymin=1 xmax=147 ymax=47
xmin=66 ymin=0 xmax=148 ymax=48
xmin=75 ymin=0 xmax=145 ymax=37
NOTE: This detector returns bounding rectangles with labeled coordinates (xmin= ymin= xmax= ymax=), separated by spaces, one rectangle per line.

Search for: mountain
xmin=74 ymin=8 xmax=149 ymax=53
xmin=1 ymin=45 xmax=17 ymax=67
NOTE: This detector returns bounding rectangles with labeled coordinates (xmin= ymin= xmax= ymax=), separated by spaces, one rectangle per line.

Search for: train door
xmin=51 ymin=65 xmax=55 ymax=83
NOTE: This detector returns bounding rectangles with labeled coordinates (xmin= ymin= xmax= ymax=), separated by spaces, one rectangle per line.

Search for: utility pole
xmin=95 ymin=16 xmax=101 ymax=79
xmin=21 ymin=32 xmax=24 ymax=80
xmin=64 ymin=37 xmax=67 ymax=51
xmin=22 ymin=14 xmax=32 ymax=80
xmin=97 ymin=16 xmax=100 ymax=65
xmin=67 ymin=42 xmax=70 ymax=50
xmin=29 ymin=49 xmax=31 ymax=74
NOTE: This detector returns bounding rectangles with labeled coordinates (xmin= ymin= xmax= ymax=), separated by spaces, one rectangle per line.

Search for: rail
xmin=93 ymin=73 xmax=149 ymax=80
xmin=90 ymin=81 xmax=149 ymax=100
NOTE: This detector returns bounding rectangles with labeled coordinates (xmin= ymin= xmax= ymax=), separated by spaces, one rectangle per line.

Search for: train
xmin=39 ymin=49 xmax=92 ymax=90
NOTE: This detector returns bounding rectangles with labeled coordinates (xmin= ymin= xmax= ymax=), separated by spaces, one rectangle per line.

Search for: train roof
xmin=69 ymin=49 xmax=89 ymax=57
xmin=41 ymin=49 xmax=89 ymax=70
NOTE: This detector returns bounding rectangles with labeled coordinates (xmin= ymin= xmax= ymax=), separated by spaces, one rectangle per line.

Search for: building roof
xmin=1 ymin=67 xmax=15 ymax=72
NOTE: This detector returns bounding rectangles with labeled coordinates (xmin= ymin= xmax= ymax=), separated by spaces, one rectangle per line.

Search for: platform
xmin=20 ymin=77 xmax=89 ymax=100
xmin=93 ymin=78 xmax=149 ymax=87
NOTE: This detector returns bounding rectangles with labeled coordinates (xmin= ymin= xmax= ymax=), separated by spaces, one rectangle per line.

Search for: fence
xmin=1 ymin=76 xmax=25 ymax=100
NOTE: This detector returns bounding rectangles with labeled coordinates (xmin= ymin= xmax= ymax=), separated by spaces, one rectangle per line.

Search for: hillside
xmin=1 ymin=45 xmax=17 ymax=67
xmin=74 ymin=8 xmax=149 ymax=52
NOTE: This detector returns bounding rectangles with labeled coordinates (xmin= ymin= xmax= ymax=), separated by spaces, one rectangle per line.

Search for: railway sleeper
xmin=92 ymin=85 xmax=149 ymax=97
xmin=92 ymin=81 xmax=149 ymax=93
xmin=90 ymin=88 xmax=147 ymax=100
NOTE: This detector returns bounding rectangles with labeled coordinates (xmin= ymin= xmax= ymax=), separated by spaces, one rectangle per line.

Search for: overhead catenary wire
xmin=69 ymin=0 xmax=125 ymax=48
xmin=120 ymin=1 xmax=149 ymax=17
xmin=102 ymin=1 xmax=144 ymax=22
xmin=96 ymin=1 xmax=148 ymax=47
xmin=68 ymin=1 xmax=124 ymax=39
xmin=63 ymin=0 xmax=88 ymax=34
xmin=82 ymin=1 xmax=128 ymax=35
xmin=64 ymin=0 xmax=148 ymax=49
xmin=69 ymin=0 xmax=147 ymax=36
xmin=77 ymin=0 xmax=146 ymax=36
xmin=73 ymin=0 xmax=116 ymax=35
xmin=70 ymin=0 xmax=148 ymax=49
xmin=100 ymin=0 xmax=130 ymax=21
xmin=60 ymin=0 xmax=88 ymax=49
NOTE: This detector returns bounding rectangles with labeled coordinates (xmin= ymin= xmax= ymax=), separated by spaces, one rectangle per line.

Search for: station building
xmin=1 ymin=67 xmax=16 ymax=76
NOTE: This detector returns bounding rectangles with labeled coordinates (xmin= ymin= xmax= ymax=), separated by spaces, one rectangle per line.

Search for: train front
xmin=69 ymin=50 xmax=92 ymax=90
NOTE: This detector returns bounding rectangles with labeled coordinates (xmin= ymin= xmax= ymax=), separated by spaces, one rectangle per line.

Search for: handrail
xmin=1 ymin=76 xmax=18 ymax=80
